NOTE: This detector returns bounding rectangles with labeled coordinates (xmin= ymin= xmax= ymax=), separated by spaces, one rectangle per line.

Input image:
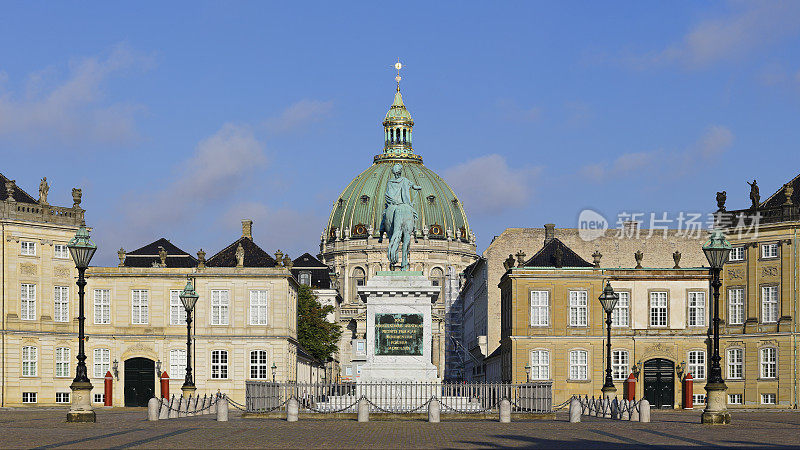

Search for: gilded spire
xmin=383 ymin=59 xmax=414 ymax=156
xmin=394 ymin=58 xmax=403 ymax=92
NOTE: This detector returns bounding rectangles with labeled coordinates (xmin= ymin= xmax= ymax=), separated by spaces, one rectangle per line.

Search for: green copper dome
xmin=326 ymin=88 xmax=471 ymax=242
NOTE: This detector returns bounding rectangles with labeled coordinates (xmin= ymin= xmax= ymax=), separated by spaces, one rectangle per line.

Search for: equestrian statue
xmin=378 ymin=163 xmax=422 ymax=271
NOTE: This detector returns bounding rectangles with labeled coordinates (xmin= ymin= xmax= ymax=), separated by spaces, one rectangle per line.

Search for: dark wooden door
xmin=124 ymin=357 xmax=155 ymax=407
xmin=643 ymin=358 xmax=674 ymax=408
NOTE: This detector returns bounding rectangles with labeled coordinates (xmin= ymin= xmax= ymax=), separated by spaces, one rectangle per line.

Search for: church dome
xmin=325 ymin=86 xmax=471 ymax=243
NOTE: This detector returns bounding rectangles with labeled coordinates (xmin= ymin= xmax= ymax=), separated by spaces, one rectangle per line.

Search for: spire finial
xmin=394 ymin=58 xmax=403 ymax=91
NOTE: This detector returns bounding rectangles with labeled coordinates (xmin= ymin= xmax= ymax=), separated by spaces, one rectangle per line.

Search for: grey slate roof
xmin=522 ymin=238 xmax=594 ymax=268
xmin=124 ymin=238 xmax=198 ymax=268
xmin=291 ymin=252 xmax=332 ymax=288
xmin=206 ymin=237 xmax=276 ymax=268
xmin=0 ymin=173 xmax=37 ymax=204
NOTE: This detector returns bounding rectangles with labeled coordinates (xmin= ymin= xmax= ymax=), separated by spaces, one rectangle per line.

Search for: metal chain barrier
xmin=438 ymin=397 xmax=500 ymax=414
xmin=362 ymin=395 xmax=434 ymax=414
xmin=159 ymin=393 xmax=222 ymax=414
xmin=228 ymin=395 xmax=289 ymax=413
xmin=302 ymin=396 xmax=363 ymax=413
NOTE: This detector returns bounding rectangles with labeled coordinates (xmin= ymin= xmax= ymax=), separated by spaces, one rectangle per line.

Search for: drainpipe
xmin=793 ymin=228 xmax=798 ymax=408
xmin=1 ymin=221 xmax=5 ymax=407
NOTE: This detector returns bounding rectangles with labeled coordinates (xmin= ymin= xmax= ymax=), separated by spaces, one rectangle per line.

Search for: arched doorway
xmin=643 ymin=358 xmax=675 ymax=408
xmin=124 ymin=357 xmax=155 ymax=407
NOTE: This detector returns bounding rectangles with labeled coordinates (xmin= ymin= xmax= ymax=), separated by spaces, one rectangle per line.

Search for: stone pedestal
xmin=701 ymin=382 xmax=731 ymax=425
xmin=357 ymin=271 xmax=440 ymax=382
xmin=67 ymin=381 xmax=96 ymax=423
xmin=601 ymin=385 xmax=617 ymax=398
xmin=181 ymin=385 xmax=197 ymax=397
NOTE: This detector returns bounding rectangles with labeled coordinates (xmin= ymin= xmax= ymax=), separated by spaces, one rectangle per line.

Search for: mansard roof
xmin=291 ymin=252 xmax=331 ymax=288
xmin=0 ymin=173 xmax=37 ymax=204
xmin=124 ymin=238 xmax=198 ymax=268
xmin=206 ymin=237 xmax=276 ymax=268
xmin=522 ymin=238 xmax=594 ymax=268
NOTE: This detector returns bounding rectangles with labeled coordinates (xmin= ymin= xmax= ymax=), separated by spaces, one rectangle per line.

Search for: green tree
xmin=297 ymin=284 xmax=341 ymax=362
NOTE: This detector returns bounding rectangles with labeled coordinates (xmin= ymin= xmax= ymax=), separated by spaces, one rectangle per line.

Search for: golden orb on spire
xmin=394 ymin=58 xmax=403 ymax=91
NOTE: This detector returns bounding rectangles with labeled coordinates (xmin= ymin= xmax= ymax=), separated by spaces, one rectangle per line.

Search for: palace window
xmin=250 ymin=350 xmax=269 ymax=379
xmin=729 ymin=246 xmax=745 ymax=262
xmin=761 ymin=243 xmax=778 ymax=259
xmin=54 ymin=286 xmax=69 ymax=322
xmin=298 ymin=272 xmax=311 ymax=286
xmin=93 ymin=393 xmax=105 ymax=404
xmin=22 ymin=392 xmax=37 ymax=403
xmin=93 ymin=348 xmax=110 ymax=378
xmin=727 ymin=348 xmax=743 ymax=380
xmin=569 ymin=350 xmax=588 ymax=380
xmin=21 ymin=283 xmax=36 ymax=321
xmin=355 ymin=340 xmax=366 ymax=355
xmin=211 ymin=290 xmax=230 ymax=325
xmin=211 ymin=350 xmax=228 ymax=379
xmin=250 ymin=290 xmax=268 ymax=325
xmin=169 ymin=349 xmax=186 ymax=380
xmin=693 ymin=394 xmax=706 ymax=405
xmin=21 ymin=241 xmax=36 ymax=256
xmin=170 ymin=290 xmax=187 ymax=326
xmin=688 ymin=350 xmax=705 ymax=379
xmin=728 ymin=394 xmax=743 ymax=405
xmin=529 ymin=350 xmax=549 ymax=380
xmin=612 ymin=291 xmax=629 ymax=327
xmin=649 ymin=292 xmax=668 ymax=327
xmin=612 ymin=350 xmax=629 ymax=380
xmin=55 ymin=392 xmax=70 ymax=403
xmin=131 ymin=290 xmax=149 ymax=324
xmin=687 ymin=292 xmax=705 ymax=327
xmin=22 ymin=346 xmax=37 ymax=377
xmin=728 ymin=288 xmax=744 ymax=325
xmin=569 ymin=291 xmax=588 ymax=327
xmin=94 ymin=289 xmax=111 ymax=324
xmin=345 ymin=366 xmax=353 ymax=376
xmin=761 ymin=393 xmax=776 ymax=405
xmin=760 ymin=347 xmax=777 ymax=379
xmin=761 ymin=286 xmax=778 ymax=323
xmin=55 ymin=347 xmax=70 ymax=378
xmin=54 ymin=244 xmax=69 ymax=259
xmin=529 ymin=291 xmax=549 ymax=326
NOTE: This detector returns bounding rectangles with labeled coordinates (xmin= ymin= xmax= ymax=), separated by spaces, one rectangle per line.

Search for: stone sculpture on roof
xmin=38 ymin=177 xmax=49 ymax=205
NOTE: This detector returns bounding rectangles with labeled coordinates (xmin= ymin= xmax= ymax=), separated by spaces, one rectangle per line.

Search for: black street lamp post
xmin=179 ymin=279 xmax=199 ymax=396
xmin=702 ymin=229 xmax=732 ymax=424
xmin=272 ymin=363 xmax=277 ymax=382
xmin=66 ymin=223 xmax=97 ymax=423
xmin=598 ymin=281 xmax=620 ymax=397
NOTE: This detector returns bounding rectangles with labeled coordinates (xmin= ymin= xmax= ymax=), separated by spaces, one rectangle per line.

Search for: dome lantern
xmin=383 ymin=60 xmax=414 ymax=157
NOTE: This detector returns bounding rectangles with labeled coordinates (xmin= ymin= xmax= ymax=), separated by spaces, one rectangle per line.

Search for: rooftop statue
xmin=747 ymin=179 xmax=760 ymax=209
xmin=38 ymin=177 xmax=49 ymax=205
xmin=379 ymin=163 xmax=421 ymax=270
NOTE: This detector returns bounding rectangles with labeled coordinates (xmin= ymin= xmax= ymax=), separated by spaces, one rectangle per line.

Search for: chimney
xmin=544 ymin=223 xmax=555 ymax=245
xmin=242 ymin=219 xmax=253 ymax=239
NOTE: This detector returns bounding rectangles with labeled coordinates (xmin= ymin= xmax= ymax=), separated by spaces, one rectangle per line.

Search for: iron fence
xmin=245 ymin=381 xmax=552 ymax=414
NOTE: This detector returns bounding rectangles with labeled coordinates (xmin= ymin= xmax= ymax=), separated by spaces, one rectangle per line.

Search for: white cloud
xmin=635 ymin=1 xmax=800 ymax=68
xmin=94 ymin=123 xmax=267 ymax=259
xmin=580 ymin=125 xmax=734 ymax=182
xmin=0 ymin=43 xmax=152 ymax=146
xmin=443 ymin=154 xmax=541 ymax=216
xmin=221 ymin=201 xmax=325 ymax=257
xmin=263 ymin=99 xmax=333 ymax=133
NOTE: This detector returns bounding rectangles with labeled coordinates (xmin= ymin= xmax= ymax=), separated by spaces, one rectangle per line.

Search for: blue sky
xmin=1 ymin=1 xmax=799 ymax=265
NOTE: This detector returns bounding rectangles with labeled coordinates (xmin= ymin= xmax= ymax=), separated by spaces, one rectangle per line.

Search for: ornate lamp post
xmin=179 ymin=279 xmax=199 ymax=396
xmin=598 ymin=281 xmax=620 ymax=398
xmin=702 ymin=229 xmax=732 ymax=424
xmin=271 ymin=362 xmax=277 ymax=382
xmin=524 ymin=363 xmax=531 ymax=382
xmin=66 ymin=223 xmax=97 ymax=422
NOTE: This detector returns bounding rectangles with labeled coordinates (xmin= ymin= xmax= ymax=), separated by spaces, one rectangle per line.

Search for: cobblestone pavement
xmin=0 ymin=407 xmax=798 ymax=448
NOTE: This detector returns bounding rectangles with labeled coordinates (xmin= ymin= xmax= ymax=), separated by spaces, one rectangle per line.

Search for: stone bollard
xmin=630 ymin=400 xmax=640 ymax=421
xmin=202 ymin=395 xmax=209 ymax=415
xmin=639 ymin=399 xmax=650 ymax=423
xmin=611 ymin=398 xmax=619 ymax=419
xmin=428 ymin=398 xmax=440 ymax=423
xmin=159 ymin=397 xmax=169 ymax=420
xmin=357 ymin=398 xmax=370 ymax=422
xmin=287 ymin=397 xmax=299 ymax=422
xmin=569 ymin=397 xmax=581 ymax=423
xmin=179 ymin=395 xmax=188 ymax=417
xmin=191 ymin=395 xmax=199 ymax=416
xmin=147 ymin=397 xmax=160 ymax=421
xmin=168 ymin=395 xmax=179 ymax=419
xmin=499 ymin=398 xmax=511 ymax=423
xmin=210 ymin=393 xmax=218 ymax=414
xmin=620 ymin=400 xmax=630 ymax=421
xmin=216 ymin=395 xmax=229 ymax=422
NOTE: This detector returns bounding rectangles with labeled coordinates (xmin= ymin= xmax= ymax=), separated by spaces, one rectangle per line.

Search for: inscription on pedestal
xmin=375 ymin=313 xmax=423 ymax=356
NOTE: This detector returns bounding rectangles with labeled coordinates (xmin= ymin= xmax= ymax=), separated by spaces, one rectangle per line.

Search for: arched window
xmin=351 ymin=267 xmax=366 ymax=302
xmin=402 ymin=129 xmax=406 ymax=143
xmin=430 ymin=267 xmax=445 ymax=300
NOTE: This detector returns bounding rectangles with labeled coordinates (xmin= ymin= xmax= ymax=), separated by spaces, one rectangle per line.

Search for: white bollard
xmin=569 ymin=397 xmax=581 ymax=423
xmin=179 ymin=395 xmax=188 ymax=417
xmin=357 ymin=398 xmax=369 ymax=422
xmin=202 ymin=395 xmax=209 ymax=415
xmin=620 ymin=400 xmax=630 ymax=421
xmin=216 ymin=396 xmax=229 ymax=422
xmin=611 ymin=398 xmax=619 ymax=419
xmin=639 ymin=399 xmax=650 ymax=423
xmin=158 ymin=397 xmax=169 ymax=420
xmin=428 ymin=398 xmax=440 ymax=423
xmin=499 ymin=399 xmax=511 ymax=423
xmin=287 ymin=397 xmax=299 ymax=422
xmin=191 ymin=395 xmax=199 ymax=416
xmin=147 ymin=397 xmax=160 ymax=421
xmin=211 ymin=393 xmax=218 ymax=414
xmin=630 ymin=400 xmax=640 ymax=421
xmin=168 ymin=395 xmax=179 ymax=419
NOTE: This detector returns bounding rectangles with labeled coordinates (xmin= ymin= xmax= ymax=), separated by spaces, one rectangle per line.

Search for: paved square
xmin=0 ymin=408 xmax=798 ymax=448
